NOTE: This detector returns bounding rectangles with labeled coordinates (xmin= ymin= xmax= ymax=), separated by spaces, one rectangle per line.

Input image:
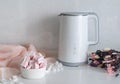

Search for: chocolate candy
xmin=89 ymin=48 xmax=120 ymax=74
xmin=95 ymin=50 xmax=102 ymax=56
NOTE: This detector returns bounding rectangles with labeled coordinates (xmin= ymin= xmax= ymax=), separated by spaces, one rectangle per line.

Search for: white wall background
xmin=0 ymin=0 xmax=120 ymax=54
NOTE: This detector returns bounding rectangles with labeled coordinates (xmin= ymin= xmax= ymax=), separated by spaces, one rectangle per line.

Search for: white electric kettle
xmin=58 ymin=12 xmax=99 ymax=67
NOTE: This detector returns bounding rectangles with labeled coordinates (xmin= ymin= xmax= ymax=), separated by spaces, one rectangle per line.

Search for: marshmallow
xmin=46 ymin=61 xmax=63 ymax=72
xmin=47 ymin=64 xmax=54 ymax=72
xmin=21 ymin=55 xmax=30 ymax=68
xmin=21 ymin=51 xmax=47 ymax=69
xmin=12 ymin=75 xmax=18 ymax=82
xmin=35 ymin=62 xmax=39 ymax=69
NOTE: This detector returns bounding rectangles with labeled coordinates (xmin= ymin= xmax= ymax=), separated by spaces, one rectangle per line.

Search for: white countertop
xmin=19 ymin=64 xmax=120 ymax=84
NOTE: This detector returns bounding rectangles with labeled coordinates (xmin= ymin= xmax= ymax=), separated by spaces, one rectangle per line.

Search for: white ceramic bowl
xmin=20 ymin=67 xmax=46 ymax=79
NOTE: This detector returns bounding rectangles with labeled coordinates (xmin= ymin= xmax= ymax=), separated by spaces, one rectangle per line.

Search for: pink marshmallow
xmin=21 ymin=55 xmax=30 ymax=68
xmin=26 ymin=64 xmax=32 ymax=69
xmin=21 ymin=50 xmax=47 ymax=69
xmin=35 ymin=62 xmax=39 ymax=69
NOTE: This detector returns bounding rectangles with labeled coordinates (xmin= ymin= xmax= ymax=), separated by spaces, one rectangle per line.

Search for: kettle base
xmin=58 ymin=59 xmax=86 ymax=67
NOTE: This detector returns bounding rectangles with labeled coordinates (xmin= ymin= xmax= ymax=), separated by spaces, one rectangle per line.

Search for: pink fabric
xmin=0 ymin=67 xmax=20 ymax=80
xmin=0 ymin=44 xmax=27 ymax=69
xmin=0 ymin=44 xmax=47 ymax=80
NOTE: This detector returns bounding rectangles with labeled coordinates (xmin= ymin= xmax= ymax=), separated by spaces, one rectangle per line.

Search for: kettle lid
xmin=59 ymin=12 xmax=88 ymax=16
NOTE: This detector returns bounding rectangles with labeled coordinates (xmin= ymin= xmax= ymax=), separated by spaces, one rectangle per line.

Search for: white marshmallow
xmin=47 ymin=64 xmax=53 ymax=71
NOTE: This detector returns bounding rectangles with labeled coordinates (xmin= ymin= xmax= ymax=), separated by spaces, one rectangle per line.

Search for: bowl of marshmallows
xmin=20 ymin=51 xmax=47 ymax=79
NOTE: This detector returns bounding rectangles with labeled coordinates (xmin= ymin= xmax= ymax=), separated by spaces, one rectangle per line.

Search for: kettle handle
xmin=88 ymin=13 xmax=99 ymax=45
